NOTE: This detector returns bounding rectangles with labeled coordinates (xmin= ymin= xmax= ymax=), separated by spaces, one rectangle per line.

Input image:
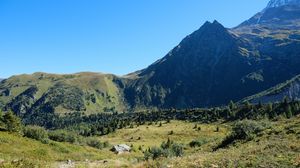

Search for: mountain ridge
xmin=267 ymin=0 xmax=300 ymax=9
xmin=1 ymin=0 xmax=300 ymax=113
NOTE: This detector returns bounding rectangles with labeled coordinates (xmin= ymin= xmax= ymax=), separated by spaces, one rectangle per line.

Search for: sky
xmin=0 ymin=0 xmax=269 ymax=78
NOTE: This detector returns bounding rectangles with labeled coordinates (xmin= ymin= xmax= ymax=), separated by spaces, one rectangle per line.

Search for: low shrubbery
xmin=144 ymin=139 xmax=184 ymax=160
xmin=48 ymin=130 xmax=78 ymax=143
xmin=189 ymin=138 xmax=208 ymax=148
xmin=85 ymin=137 xmax=109 ymax=149
xmin=215 ymin=120 xmax=271 ymax=150
xmin=23 ymin=125 xmax=49 ymax=143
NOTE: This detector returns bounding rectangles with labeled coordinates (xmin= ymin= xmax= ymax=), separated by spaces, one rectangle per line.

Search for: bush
xmin=171 ymin=143 xmax=184 ymax=157
xmin=48 ymin=130 xmax=77 ymax=143
xmin=23 ymin=125 xmax=48 ymax=143
xmin=216 ymin=120 xmax=270 ymax=150
xmin=86 ymin=137 xmax=104 ymax=149
xmin=145 ymin=140 xmax=184 ymax=160
xmin=161 ymin=138 xmax=173 ymax=149
xmin=231 ymin=120 xmax=267 ymax=140
xmin=189 ymin=139 xmax=208 ymax=148
xmin=150 ymin=147 xmax=168 ymax=160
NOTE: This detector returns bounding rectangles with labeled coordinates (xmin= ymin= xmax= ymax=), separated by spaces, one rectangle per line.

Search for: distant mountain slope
xmin=0 ymin=72 xmax=127 ymax=115
xmin=241 ymin=74 xmax=300 ymax=104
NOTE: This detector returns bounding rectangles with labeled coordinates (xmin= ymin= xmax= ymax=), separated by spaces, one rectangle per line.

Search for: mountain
xmin=267 ymin=0 xmax=300 ymax=8
xmin=125 ymin=0 xmax=300 ymax=109
xmin=1 ymin=0 xmax=300 ymax=113
xmin=125 ymin=21 xmax=260 ymax=109
xmin=241 ymin=74 xmax=300 ymax=104
xmin=0 ymin=72 xmax=127 ymax=115
xmin=238 ymin=0 xmax=300 ymax=29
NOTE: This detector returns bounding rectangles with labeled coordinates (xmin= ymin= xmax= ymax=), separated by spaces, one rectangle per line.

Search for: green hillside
xmin=0 ymin=72 xmax=127 ymax=115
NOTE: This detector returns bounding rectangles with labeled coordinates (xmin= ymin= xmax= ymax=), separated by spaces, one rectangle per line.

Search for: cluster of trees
xmin=22 ymin=125 xmax=109 ymax=149
xmin=0 ymin=110 xmax=109 ymax=150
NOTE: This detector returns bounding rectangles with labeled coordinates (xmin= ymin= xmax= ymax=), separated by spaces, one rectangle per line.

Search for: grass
xmin=0 ymin=117 xmax=299 ymax=167
xmin=99 ymin=121 xmax=227 ymax=153
xmin=0 ymin=131 xmax=116 ymax=167
xmin=143 ymin=116 xmax=300 ymax=168
xmin=0 ymin=120 xmax=228 ymax=167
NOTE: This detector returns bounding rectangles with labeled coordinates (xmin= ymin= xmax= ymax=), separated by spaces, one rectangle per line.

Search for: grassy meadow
xmin=0 ymin=116 xmax=299 ymax=167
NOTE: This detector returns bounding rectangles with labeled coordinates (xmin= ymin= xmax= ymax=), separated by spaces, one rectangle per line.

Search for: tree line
xmin=1 ymin=97 xmax=299 ymax=138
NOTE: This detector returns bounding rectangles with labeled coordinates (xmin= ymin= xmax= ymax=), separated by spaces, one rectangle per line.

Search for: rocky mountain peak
xmin=266 ymin=0 xmax=300 ymax=8
xmin=200 ymin=20 xmax=226 ymax=32
xmin=183 ymin=20 xmax=230 ymax=43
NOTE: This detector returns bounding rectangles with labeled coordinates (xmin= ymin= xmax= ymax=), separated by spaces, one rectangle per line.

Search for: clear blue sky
xmin=0 ymin=0 xmax=269 ymax=78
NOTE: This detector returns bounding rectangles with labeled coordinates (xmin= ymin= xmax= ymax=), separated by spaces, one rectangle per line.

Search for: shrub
xmin=150 ymin=147 xmax=168 ymax=160
xmin=171 ymin=143 xmax=184 ymax=157
xmin=161 ymin=138 xmax=173 ymax=149
xmin=103 ymin=141 xmax=109 ymax=148
xmin=231 ymin=120 xmax=267 ymax=140
xmin=145 ymin=140 xmax=184 ymax=160
xmin=189 ymin=139 xmax=208 ymax=148
xmin=144 ymin=150 xmax=152 ymax=161
xmin=216 ymin=120 xmax=270 ymax=150
xmin=48 ymin=130 xmax=77 ymax=143
xmin=23 ymin=125 xmax=48 ymax=143
xmin=86 ymin=137 xmax=103 ymax=149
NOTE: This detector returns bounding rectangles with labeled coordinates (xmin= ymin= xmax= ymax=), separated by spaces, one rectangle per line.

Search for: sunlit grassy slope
xmin=0 ymin=117 xmax=299 ymax=167
xmin=0 ymin=72 xmax=126 ymax=115
xmin=145 ymin=117 xmax=300 ymax=168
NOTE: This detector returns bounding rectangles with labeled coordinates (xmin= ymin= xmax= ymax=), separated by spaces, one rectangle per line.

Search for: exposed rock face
xmin=267 ymin=0 xmax=300 ymax=8
xmin=241 ymin=75 xmax=300 ymax=104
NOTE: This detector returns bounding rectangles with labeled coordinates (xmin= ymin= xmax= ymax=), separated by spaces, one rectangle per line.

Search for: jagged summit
xmin=200 ymin=20 xmax=225 ymax=30
xmin=183 ymin=20 xmax=229 ymax=42
xmin=267 ymin=0 xmax=300 ymax=8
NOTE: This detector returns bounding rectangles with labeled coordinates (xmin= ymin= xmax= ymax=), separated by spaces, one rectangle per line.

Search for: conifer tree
xmin=3 ymin=111 xmax=22 ymax=133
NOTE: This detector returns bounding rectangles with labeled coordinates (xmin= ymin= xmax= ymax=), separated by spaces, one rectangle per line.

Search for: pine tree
xmin=3 ymin=111 xmax=22 ymax=133
xmin=229 ymin=100 xmax=236 ymax=110
xmin=283 ymin=96 xmax=289 ymax=105
xmin=285 ymin=105 xmax=293 ymax=119
xmin=0 ymin=110 xmax=4 ymax=128
xmin=245 ymin=101 xmax=252 ymax=109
